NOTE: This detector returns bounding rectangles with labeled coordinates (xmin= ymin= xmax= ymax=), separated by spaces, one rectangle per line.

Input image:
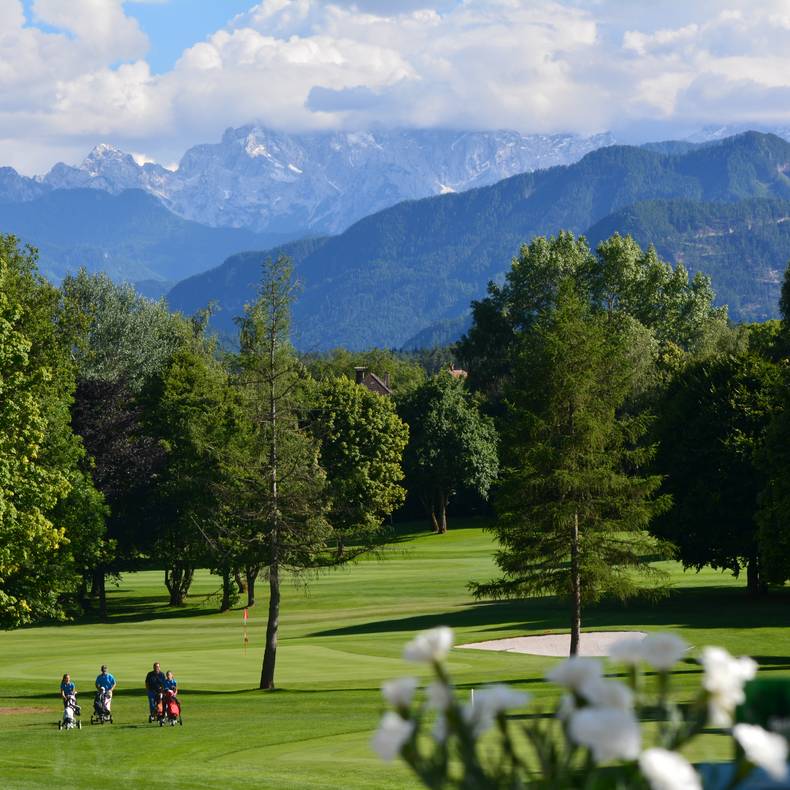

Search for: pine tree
xmin=471 ymin=281 xmax=669 ymax=655
xmin=225 ymin=257 xmax=330 ymax=689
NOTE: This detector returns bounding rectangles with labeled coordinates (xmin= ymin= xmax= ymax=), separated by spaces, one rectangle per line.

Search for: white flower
xmin=701 ymin=647 xmax=757 ymax=727
xmin=371 ymin=711 xmax=415 ymax=761
xmin=568 ymin=708 xmax=641 ymax=763
xmin=432 ymin=713 xmax=448 ymax=744
xmin=426 ymin=681 xmax=453 ymax=711
xmin=546 ymin=657 xmax=604 ymax=693
xmin=639 ymin=748 xmax=702 ymax=790
xmin=556 ymin=693 xmax=576 ymax=721
xmin=461 ymin=684 xmax=530 ymax=737
xmin=733 ymin=723 xmax=789 ymax=781
xmin=403 ymin=627 xmax=454 ymax=663
xmin=609 ymin=636 xmax=647 ymax=666
xmin=381 ymin=676 xmax=419 ymax=708
xmin=580 ymin=678 xmax=634 ymax=711
xmin=640 ymin=633 xmax=690 ymax=671
xmin=474 ymin=684 xmax=530 ymax=715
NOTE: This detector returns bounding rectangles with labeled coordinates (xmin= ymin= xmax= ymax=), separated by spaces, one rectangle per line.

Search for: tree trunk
xmin=234 ymin=571 xmax=246 ymax=594
xmin=165 ymin=564 xmax=194 ymax=607
xmin=260 ymin=560 xmax=280 ymax=689
xmin=260 ymin=330 xmax=280 ymax=690
xmin=746 ymin=555 xmax=765 ymax=597
xmin=220 ymin=569 xmax=233 ymax=612
xmin=246 ymin=566 xmax=258 ymax=607
xmin=438 ymin=491 xmax=448 ymax=534
xmin=92 ymin=567 xmax=107 ymax=620
xmin=569 ymin=511 xmax=581 ymax=656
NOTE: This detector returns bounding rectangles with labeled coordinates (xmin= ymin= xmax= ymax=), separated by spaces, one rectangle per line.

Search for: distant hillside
xmin=0 ymin=188 xmax=292 ymax=287
xmin=167 ymin=132 xmax=790 ymax=349
xmin=587 ymin=198 xmax=790 ymax=323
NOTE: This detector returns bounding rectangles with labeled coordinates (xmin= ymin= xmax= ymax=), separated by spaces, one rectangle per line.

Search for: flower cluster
xmin=372 ymin=628 xmax=789 ymax=789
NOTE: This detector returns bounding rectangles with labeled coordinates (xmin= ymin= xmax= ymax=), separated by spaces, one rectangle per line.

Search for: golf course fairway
xmin=1 ymin=520 xmax=788 ymax=789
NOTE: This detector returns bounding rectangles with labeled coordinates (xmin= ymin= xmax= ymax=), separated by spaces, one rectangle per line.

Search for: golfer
xmin=96 ymin=664 xmax=116 ymax=694
xmin=145 ymin=662 xmax=166 ymax=716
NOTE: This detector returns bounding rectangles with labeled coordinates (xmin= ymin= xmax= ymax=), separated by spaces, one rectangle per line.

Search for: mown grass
xmin=0 ymin=519 xmax=788 ymax=789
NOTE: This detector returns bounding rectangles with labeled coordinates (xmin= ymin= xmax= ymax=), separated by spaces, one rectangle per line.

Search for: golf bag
xmin=58 ymin=693 xmax=81 ymax=730
xmin=91 ymin=689 xmax=113 ymax=724
xmin=159 ymin=689 xmax=182 ymax=726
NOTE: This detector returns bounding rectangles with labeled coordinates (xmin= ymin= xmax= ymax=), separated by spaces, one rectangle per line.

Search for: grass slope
xmin=0 ymin=521 xmax=788 ymax=789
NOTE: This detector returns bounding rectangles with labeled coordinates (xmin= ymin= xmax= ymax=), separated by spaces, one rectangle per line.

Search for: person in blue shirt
xmin=95 ymin=665 xmax=116 ymax=694
xmin=60 ymin=673 xmax=75 ymax=705
xmin=163 ymin=671 xmax=177 ymax=694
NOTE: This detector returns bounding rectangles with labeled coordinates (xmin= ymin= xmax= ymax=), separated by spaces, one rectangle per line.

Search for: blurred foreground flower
xmin=733 ymin=723 xmax=788 ymax=781
xmin=403 ymin=626 xmax=454 ymax=663
xmin=372 ymin=628 xmax=787 ymax=789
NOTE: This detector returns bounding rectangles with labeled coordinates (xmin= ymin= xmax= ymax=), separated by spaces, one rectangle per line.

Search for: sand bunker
xmin=458 ymin=631 xmax=647 ymax=657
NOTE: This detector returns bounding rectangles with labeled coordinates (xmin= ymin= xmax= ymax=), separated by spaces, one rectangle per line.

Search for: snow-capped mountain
xmin=31 ymin=126 xmax=615 ymax=235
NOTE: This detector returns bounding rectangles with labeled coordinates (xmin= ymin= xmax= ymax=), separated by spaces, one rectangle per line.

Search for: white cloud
xmin=1 ymin=0 xmax=790 ymax=174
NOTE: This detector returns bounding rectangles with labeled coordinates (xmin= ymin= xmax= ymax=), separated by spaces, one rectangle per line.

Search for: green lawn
xmin=0 ymin=520 xmax=788 ymax=789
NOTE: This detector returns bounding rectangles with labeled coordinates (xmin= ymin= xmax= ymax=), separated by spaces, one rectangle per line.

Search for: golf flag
xmin=243 ymin=608 xmax=248 ymax=624
xmin=242 ymin=608 xmax=249 ymax=654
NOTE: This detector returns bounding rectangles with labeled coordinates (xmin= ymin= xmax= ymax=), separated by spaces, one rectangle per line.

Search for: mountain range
xmin=168 ymin=132 xmax=790 ymax=350
xmin=2 ymin=126 xmax=615 ymax=237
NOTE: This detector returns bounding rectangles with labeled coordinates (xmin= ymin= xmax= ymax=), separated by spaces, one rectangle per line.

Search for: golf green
xmin=1 ymin=521 xmax=788 ymax=789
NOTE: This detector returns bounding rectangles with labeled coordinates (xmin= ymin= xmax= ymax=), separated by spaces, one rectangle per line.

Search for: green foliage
xmin=312 ymin=377 xmax=408 ymax=553
xmin=62 ymin=268 xmax=182 ymax=393
xmin=225 ymin=256 xmax=331 ymax=688
xmin=587 ymin=198 xmax=790 ymax=323
xmin=0 ymin=236 xmax=104 ymax=625
xmin=472 ymin=282 xmax=669 ymax=647
xmin=141 ymin=322 xmax=235 ymax=605
xmin=653 ymin=353 xmax=778 ymax=590
xmin=305 ymin=347 xmax=425 ymax=397
xmin=398 ymin=372 xmax=498 ymax=532
xmin=457 ymin=232 xmax=726 ymax=400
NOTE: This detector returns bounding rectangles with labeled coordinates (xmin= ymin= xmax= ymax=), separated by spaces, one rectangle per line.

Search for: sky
xmin=3 ymin=0 xmax=790 ymax=174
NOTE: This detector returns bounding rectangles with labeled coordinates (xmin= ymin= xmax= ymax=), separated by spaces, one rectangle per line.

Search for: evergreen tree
xmin=224 ymin=256 xmax=330 ymax=689
xmin=471 ymin=282 xmax=669 ymax=655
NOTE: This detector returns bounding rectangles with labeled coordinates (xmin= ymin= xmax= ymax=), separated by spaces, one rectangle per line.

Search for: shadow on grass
xmin=311 ymin=585 xmax=790 ymax=640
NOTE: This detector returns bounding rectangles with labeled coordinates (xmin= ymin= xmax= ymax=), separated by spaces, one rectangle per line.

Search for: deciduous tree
xmin=399 ymin=373 xmax=498 ymax=533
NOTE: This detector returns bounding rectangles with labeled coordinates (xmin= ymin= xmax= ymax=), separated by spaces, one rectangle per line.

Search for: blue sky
xmin=4 ymin=1 xmax=790 ymax=173
xmin=124 ymin=1 xmax=256 ymax=73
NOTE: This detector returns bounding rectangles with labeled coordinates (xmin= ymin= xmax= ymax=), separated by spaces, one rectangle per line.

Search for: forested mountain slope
xmin=167 ymin=132 xmax=790 ymax=349
xmin=0 ymin=188 xmax=290 ymax=292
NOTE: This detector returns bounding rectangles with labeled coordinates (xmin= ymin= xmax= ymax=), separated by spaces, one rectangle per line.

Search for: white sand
xmin=457 ymin=631 xmax=647 ymax=657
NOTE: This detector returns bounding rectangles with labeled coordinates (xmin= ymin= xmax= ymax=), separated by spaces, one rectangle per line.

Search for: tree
xmin=61 ymin=270 xmax=181 ymax=614
xmin=653 ymin=352 xmax=777 ymax=594
xmin=0 ymin=237 xmax=104 ymax=625
xmin=456 ymin=232 xmax=728 ymax=401
xmin=399 ymin=372 xmax=498 ymax=533
xmin=312 ymin=376 xmax=408 ymax=556
xmin=305 ymin=348 xmax=425 ymax=398
xmin=471 ymin=282 xmax=669 ymax=655
xmin=141 ymin=323 xmax=234 ymax=605
xmin=223 ymin=256 xmax=330 ymax=689
xmin=754 ymin=265 xmax=790 ymax=586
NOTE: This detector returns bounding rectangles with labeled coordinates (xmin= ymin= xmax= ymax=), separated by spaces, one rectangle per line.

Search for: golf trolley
xmin=90 ymin=690 xmax=114 ymax=724
xmin=57 ymin=694 xmax=82 ymax=730
xmin=158 ymin=689 xmax=183 ymax=727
